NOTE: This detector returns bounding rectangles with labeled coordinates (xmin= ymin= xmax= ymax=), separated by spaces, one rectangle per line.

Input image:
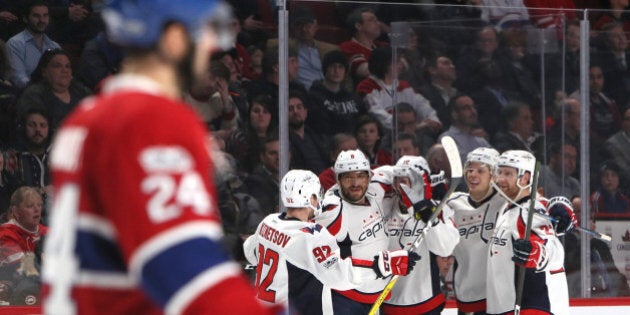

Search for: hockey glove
xmin=399 ymin=183 xmax=437 ymax=223
xmin=512 ymin=239 xmax=546 ymax=269
xmin=546 ymin=196 xmax=577 ymax=235
xmin=373 ymin=250 xmax=421 ymax=278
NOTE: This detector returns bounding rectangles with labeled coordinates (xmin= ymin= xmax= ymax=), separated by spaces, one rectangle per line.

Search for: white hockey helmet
xmin=281 ymin=169 xmax=323 ymax=215
xmin=497 ymin=150 xmax=536 ymax=188
xmin=334 ymin=149 xmax=371 ymax=178
xmin=466 ymin=147 xmax=499 ymax=171
xmin=393 ymin=155 xmax=432 ymax=199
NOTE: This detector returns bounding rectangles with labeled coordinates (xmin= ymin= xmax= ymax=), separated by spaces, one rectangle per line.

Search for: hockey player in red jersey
xmin=487 ymin=150 xmax=569 ymax=315
xmin=41 ymin=1 xmax=275 ymax=314
xmin=243 ymin=169 xmax=417 ymax=315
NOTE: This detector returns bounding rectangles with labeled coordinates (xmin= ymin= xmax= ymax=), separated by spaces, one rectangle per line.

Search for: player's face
xmin=338 ymin=171 xmax=369 ymax=203
xmin=495 ymin=166 xmax=521 ymax=200
xmin=465 ymin=162 xmax=493 ymax=198
xmin=14 ymin=192 xmax=42 ymax=231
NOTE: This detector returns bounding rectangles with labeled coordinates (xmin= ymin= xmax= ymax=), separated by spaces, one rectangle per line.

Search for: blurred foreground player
xmin=42 ymin=1 xmax=274 ymax=314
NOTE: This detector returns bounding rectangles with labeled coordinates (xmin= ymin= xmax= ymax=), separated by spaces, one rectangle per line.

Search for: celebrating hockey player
xmin=443 ymin=147 xmax=507 ymax=315
xmin=314 ymin=150 xmax=396 ymax=314
xmin=374 ymin=155 xmax=459 ymax=314
xmin=42 ymin=1 xmax=275 ymax=314
xmin=487 ymin=150 xmax=569 ymax=315
xmin=243 ymin=169 xmax=418 ymax=314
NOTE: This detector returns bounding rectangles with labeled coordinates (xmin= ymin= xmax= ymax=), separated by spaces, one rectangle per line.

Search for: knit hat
xmin=322 ymin=50 xmax=348 ymax=73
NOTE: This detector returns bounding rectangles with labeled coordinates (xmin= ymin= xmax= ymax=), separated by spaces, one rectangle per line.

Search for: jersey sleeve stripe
xmin=350 ymin=258 xmax=373 ymax=268
xmin=129 ymin=221 xmax=223 ymax=280
xmin=165 ymin=261 xmax=243 ymax=315
xmin=141 ymin=236 xmax=235 ymax=308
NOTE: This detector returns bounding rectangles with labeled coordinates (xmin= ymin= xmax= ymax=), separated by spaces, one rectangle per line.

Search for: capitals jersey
xmin=314 ymin=185 xmax=390 ymax=304
xmin=486 ymin=195 xmax=568 ymax=315
xmin=243 ymin=213 xmax=376 ymax=314
xmin=371 ymin=170 xmax=459 ymax=315
xmin=42 ymin=74 xmax=271 ymax=315
xmin=443 ymin=190 xmax=506 ymax=313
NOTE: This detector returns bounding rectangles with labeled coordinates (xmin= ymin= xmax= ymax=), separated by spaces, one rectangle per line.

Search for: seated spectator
xmin=438 ymin=94 xmax=492 ymax=164
xmin=593 ymin=22 xmax=630 ymax=108
xmin=0 ymin=150 xmax=19 ymax=219
xmin=491 ymin=101 xmax=543 ymax=155
xmin=392 ymin=132 xmax=421 ymax=162
xmin=46 ymin=0 xmax=101 ymax=66
xmin=602 ymin=107 xmax=630 ymax=191
xmin=591 ymin=161 xmax=630 ymax=217
xmin=318 ymin=133 xmax=358 ymax=191
xmin=307 ymin=50 xmax=366 ymax=137
xmin=354 ymin=114 xmax=392 ymax=167
xmin=339 ymin=6 xmax=385 ymax=84
xmin=0 ymin=186 xmax=47 ymax=305
xmin=76 ymin=31 xmax=123 ymax=91
xmin=13 ymin=109 xmax=51 ymax=221
xmin=225 ymin=94 xmax=277 ymax=173
xmin=539 ymin=141 xmax=580 ymax=199
xmin=184 ymin=60 xmax=238 ymax=133
xmin=455 ymin=26 xmax=500 ymax=94
xmin=243 ymin=136 xmax=281 ymax=214
xmin=565 ymin=196 xmax=630 ymax=297
xmin=6 ymin=1 xmax=61 ymax=89
xmin=0 ymin=39 xmax=20 ymax=145
xmin=470 ymin=59 xmax=512 ymax=138
xmin=418 ymin=54 xmax=459 ymax=128
xmin=247 ymin=46 xmax=306 ymax=106
xmin=357 ymin=46 xmax=441 ymax=136
xmin=210 ymin=50 xmax=250 ymax=124
xmin=390 ymin=101 xmax=437 ymax=155
xmin=16 ymin=49 xmax=91 ymax=130
xmin=243 ymin=44 xmax=263 ymax=81
xmin=288 ymin=90 xmax=329 ymax=175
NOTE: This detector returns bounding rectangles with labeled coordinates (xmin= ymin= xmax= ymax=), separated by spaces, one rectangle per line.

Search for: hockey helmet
xmin=281 ymin=170 xmax=323 ymax=215
xmin=465 ymin=147 xmax=499 ymax=171
xmin=333 ymin=150 xmax=371 ymax=178
xmin=497 ymin=150 xmax=536 ymax=188
xmin=101 ymin=0 xmax=233 ymax=49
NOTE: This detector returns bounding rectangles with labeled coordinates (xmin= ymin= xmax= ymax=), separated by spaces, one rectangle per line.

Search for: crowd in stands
xmin=1 ymin=0 xmax=630 ymax=305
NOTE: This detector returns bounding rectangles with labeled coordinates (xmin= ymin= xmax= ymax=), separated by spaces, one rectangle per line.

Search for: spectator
xmin=0 ymin=2 xmax=21 ymax=41
xmin=591 ymin=161 xmax=630 ymax=216
xmin=592 ymin=0 xmax=630 ymax=35
xmin=546 ymin=20 xmax=581 ymax=106
xmin=243 ymin=44 xmax=263 ymax=80
xmin=0 ymin=149 xmax=19 ymax=219
xmin=16 ymin=48 xmax=91 ymax=130
xmin=479 ymin=0 xmax=530 ymax=29
xmin=0 ymin=186 xmax=47 ymax=305
xmin=549 ymin=98 xmax=582 ymax=177
xmin=75 ymin=31 xmax=123 ymax=91
xmin=392 ymin=132 xmax=420 ymax=162
xmin=225 ymin=94 xmax=277 ymax=173
xmin=288 ymin=90 xmax=330 ymax=174
xmin=211 ymin=49 xmax=250 ymax=124
xmin=307 ymin=50 xmax=366 ymax=137
xmin=243 ymin=136 xmax=281 ymax=214
xmin=570 ymin=64 xmax=622 ymax=144
xmin=491 ymin=101 xmax=543 ymax=155
xmin=6 ymin=1 xmax=60 ymax=88
xmin=247 ymin=46 xmax=305 ymax=106
xmin=455 ymin=26 xmax=500 ymax=93
xmin=418 ymin=54 xmax=458 ymax=128
xmin=439 ymin=94 xmax=492 ymax=164
xmin=594 ymin=22 xmax=630 ymax=108
xmin=391 ymin=102 xmax=434 ymax=154
xmin=14 ymin=109 xmax=51 ymax=217
xmin=0 ymin=39 xmax=20 ymax=145
xmin=539 ymin=141 xmax=580 ymax=199
xmin=46 ymin=0 xmax=101 ymax=66
xmin=470 ymin=59 xmax=512 ymax=138
xmin=357 ymin=46 xmax=441 ymax=137
xmin=602 ymin=107 xmax=630 ymax=190
xmin=318 ymin=133 xmax=358 ymax=192
xmin=339 ymin=6 xmax=385 ymax=84
xmin=354 ymin=114 xmax=392 ymax=167
xmin=565 ymin=196 xmax=630 ymax=297
xmin=184 ymin=60 xmax=238 ymax=133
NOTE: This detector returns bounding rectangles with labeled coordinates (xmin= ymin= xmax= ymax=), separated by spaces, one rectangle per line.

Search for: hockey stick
xmin=368 ymin=136 xmax=463 ymax=315
xmin=514 ymin=161 xmax=541 ymax=315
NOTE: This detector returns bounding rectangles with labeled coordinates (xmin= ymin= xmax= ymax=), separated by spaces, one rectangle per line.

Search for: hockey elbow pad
xmin=512 ymin=239 xmax=547 ymax=269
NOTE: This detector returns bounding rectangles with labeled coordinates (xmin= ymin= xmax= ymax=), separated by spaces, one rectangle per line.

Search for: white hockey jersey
xmin=486 ymin=195 xmax=569 ymax=315
xmin=444 ymin=190 xmax=507 ymax=313
xmin=372 ymin=168 xmax=460 ymax=314
xmin=243 ymin=213 xmax=375 ymax=315
xmin=313 ymin=185 xmax=390 ymax=304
